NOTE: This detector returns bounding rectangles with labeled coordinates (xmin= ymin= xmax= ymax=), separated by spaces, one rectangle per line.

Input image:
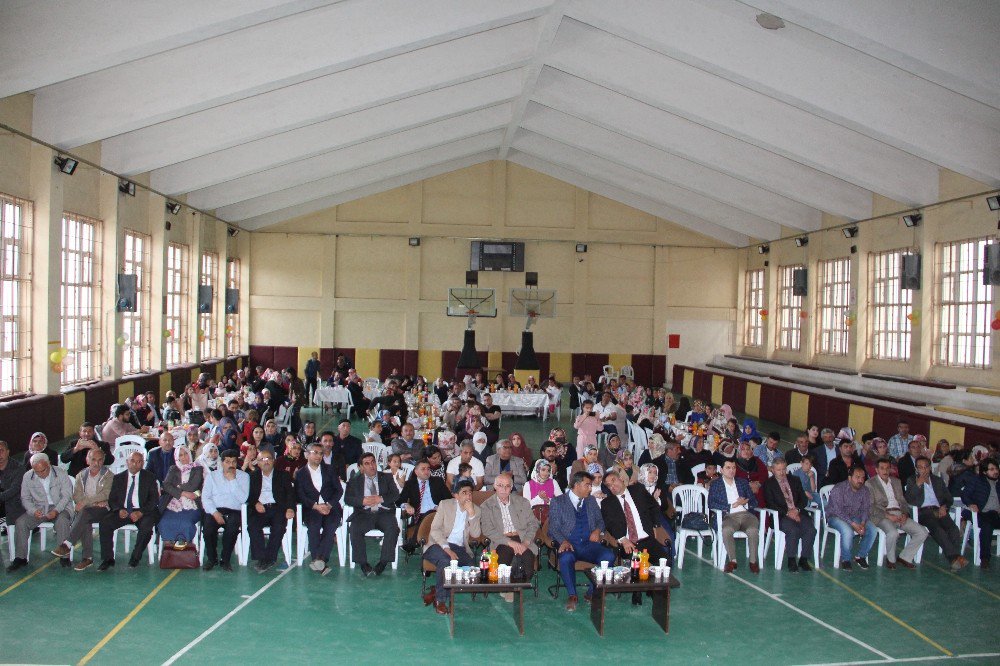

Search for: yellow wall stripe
xmin=64 ymin=390 xmax=86 ymax=438
xmin=929 ymin=421 xmax=966 ymax=447
xmin=418 ymin=350 xmax=442 ymax=381
xmin=789 ymin=391 xmax=809 ymax=431
xmin=487 ymin=351 xmax=503 ymax=371
xmin=711 ymin=375 xmax=724 ymax=406
xmin=118 ymin=381 xmax=135 ymax=404
xmin=745 ymin=382 xmax=761 ymax=418
xmin=190 ymin=367 xmax=201 ymax=384
xmin=297 ymin=347 xmax=319 ymax=378
xmin=682 ymin=369 xmax=694 ymax=397
xmin=354 ymin=348 xmax=380 ymax=380
xmin=848 ymin=404 xmax=874 ymax=438
xmin=608 ymin=354 xmax=632 ymax=376
xmin=549 ymin=353 xmax=571 ymax=382
xmin=159 ymin=372 xmax=172 ymax=398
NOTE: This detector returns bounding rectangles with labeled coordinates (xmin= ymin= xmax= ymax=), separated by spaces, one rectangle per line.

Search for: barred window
xmin=776 ymin=264 xmax=803 ymax=351
xmin=199 ymin=252 xmax=218 ymax=359
xmin=0 ymin=194 xmax=32 ymax=395
xmin=61 ymin=212 xmax=102 ymax=385
xmin=816 ymin=257 xmax=851 ymax=356
xmin=165 ymin=243 xmax=189 ymax=365
xmin=744 ymin=268 xmax=764 ymax=347
xmin=868 ymin=250 xmax=912 ymax=361
xmin=226 ymin=258 xmax=241 ymax=357
xmin=121 ymin=230 xmax=151 ymax=374
xmin=935 ymin=237 xmax=993 ymax=368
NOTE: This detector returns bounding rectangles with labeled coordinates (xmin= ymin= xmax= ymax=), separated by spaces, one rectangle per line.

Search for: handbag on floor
xmin=160 ymin=537 xmax=200 ymax=569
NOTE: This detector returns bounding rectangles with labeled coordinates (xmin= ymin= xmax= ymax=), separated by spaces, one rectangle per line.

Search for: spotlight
xmin=757 ymin=244 xmax=770 ymax=254
xmin=54 ymin=156 xmax=78 ymax=175
xmin=794 ymin=236 xmax=809 ymax=247
xmin=902 ymin=213 xmax=922 ymax=227
xmin=166 ymin=201 xmax=182 ymax=215
xmin=118 ymin=179 xmax=135 ymax=196
xmin=575 ymin=243 xmax=588 ymax=253
xmin=408 ymin=237 xmax=420 ymax=247
xmin=227 ymin=227 xmax=239 ymax=237
xmin=987 ymin=195 xmax=1000 ymax=212
xmin=843 ymin=226 xmax=859 ymax=238
xmin=165 ymin=220 xmax=172 ymax=231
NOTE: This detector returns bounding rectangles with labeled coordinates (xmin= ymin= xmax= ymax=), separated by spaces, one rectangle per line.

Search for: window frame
xmin=934 ymin=236 xmax=994 ymax=369
xmin=199 ymin=251 xmax=218 ymax=360
xmin=744 ymin=268 xmax=765 ymax=348
xmin=0 ymin=193 xmax=32 ymax=396
xmin=816 ymin=257 xmax=852 ymax=356
xmin=121 ymin=229 xmax=151 ymax=375
xmin=776 ymin=264 xmax=804 ymax=352
xmin=226 ymin=258 xmax=241 ymax=358
xmin=867 ymin=249 xmax=913 ymax=362
xmin=60 ymin=211 xmax=103 ymax=386
xmin=165 ymin=242 xmax=189 ymax=366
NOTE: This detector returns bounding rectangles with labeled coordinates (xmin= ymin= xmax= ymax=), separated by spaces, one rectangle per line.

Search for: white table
xmin=490 ymin=392 xmax=548 ymax=417
xmin=314 ymin=386 xmax=351 ymax=409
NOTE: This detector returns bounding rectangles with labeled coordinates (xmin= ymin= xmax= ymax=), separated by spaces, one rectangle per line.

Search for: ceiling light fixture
xmin=987 ymin=195 xmax=1000 ymax=211
xmin=227 ymin=227 xmax=239 ymax=237
xmin=757 ymin=244 xmax=770 ymax=254
xmin=755 ymin=12 xmax=785 ymax=30
xmin=794 ymin=236 xmax=809 ymax=247
xmin=902 ymin=213 xmax=922 ymax=227
xmin=166 ymin=201 xmax=182 ymax=215
xmin=118 ymin=179 xmax=135 ymax=196
xmin=843 ymin=226 xmax=859 ymax=238
xmin=54 ymin=155 xmax=78 ymax=175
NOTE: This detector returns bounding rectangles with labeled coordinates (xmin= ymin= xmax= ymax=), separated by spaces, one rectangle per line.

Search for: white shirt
xmin=447 ymin=503 xmax=468 ymax=545
xmin=446 ymin=456 xmax=484 ymax=479
xmin=879 ymin=476 xmax=899 ymax=511
xmin=497 ymin=496 xmax=515 ymax=534
xmin=597 ymin=403 xmax=617 ymax=421
xmin=308 ymin=464 xmax=324 ymax=499
xmin=617 ymin=490 xmax=649 ymax=541
xmin=920 ymin=479 xmax=940 ymax=508
xmin=126 ymin=472 xmax=141 ymax=509
xmin=724 ymin=478 xmax=746 ymax=513
xmin=259 ymin=470 xmax=275 ymax=504
xmin=39 ymin=473 xmax=53 ymax=506
xmin=824 ymin=444 xmax=837 ymax=465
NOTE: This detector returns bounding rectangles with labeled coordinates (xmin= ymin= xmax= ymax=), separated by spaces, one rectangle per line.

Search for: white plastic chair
xmin=711 ymin=508 xmax=764 ymax=570
xmin=970 ymin=510 xmax=1000 ymax=566
xmin=620 ymin=365 xmax=634 ymax=380
xmin=362 ymin=443 xmax=388 ymax=467
xmin=111 ymin=443 xmax=147 ymax=474
xmin=114 ymin=525 xmax=157 ymax=564
xmin=602 ymin=365 xmax=615 ymax=380
xmin=364 ymin=378 xmax=380 ymax=392
xmin=671 ymin=484 xmax=713 ymax=569
xmin=874 ymin=507 xmax=927 ymax=567
xmin=115 ymin=434 xmax=147 ymax=451
xmin=399 ymin=463 xmax=415 ymax=480
xmin=345 ymin=504 xmax=403 ymax=570
xmin=275 ymin=404 xmax=293 ymax=434
xmin=239 ymin=505 xmax=293 ymax=567
xmin=786 ymin=463 xmax=802 ymax=475
xmin=760 ymin=507 xmax=821 ymax=570
xmin=818 ymin=484 xmax=842 ymax=569
xmin=197 ymin=515 xmax=247 ymax=566
xmin=689 ymin=463 xmax=706 ymax=480
xmin=5 ymin=521 xmax=70 ymax=562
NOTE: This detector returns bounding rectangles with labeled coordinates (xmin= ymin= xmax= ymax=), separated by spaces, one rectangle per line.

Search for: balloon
xmin=163 ymin=329 xmax=172 ymax=338
xmin=799 ymin=311 xmax=809 ymax=319
xmin=991 ymin=319 xmax=1000 ymax=331
xmin=197 ymin=329 xmax=205 ymax=336
xmin=116 ymin=336 xmax=126 ymax=347
xmin=52 ymin=362 xmax=63 ymax=372
xmin=57 ymin=347 xmax=69 ymax=360
xmin=49 ymin=351 xmax=61 ymax=363
xmin=63 ymin=355 xmax=75 ymax=367
xmin=759 ymin=309 xmax=768 ymax=317
xmin=121 ymin=331 xmax=130 ymax=342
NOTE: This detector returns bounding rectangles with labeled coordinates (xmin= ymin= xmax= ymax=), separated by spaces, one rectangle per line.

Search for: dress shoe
xmin=885 ymin=561 xmax=896 ymax=570
xmin=898 ymin=558 xmax=916 ymax=570
xmin=435 ymin=601 xmax=449 ymax=615
xmin=749 ymin=562 xmax=760 ymax=574
xmin=951 ymin=556 xmax=968 ymax=571
xmin=631 ymin=592 xmax=643 ymax=606
xmin=309 ymin=559 xmax=325 ymax=572
xmin=565 ymin=595 xmax=579 ymax=612
xmin=220 ymin=562 xmax=233 ymax=572
xmin=51 ymin=543 xmax=71 ymax=558
xmin=798 ymin=557 xmax=812 ymax=572
xmin=321 ymin=566 xmax=332 ymax=576
xmin=855 ymin=557 xmax=869 ymax=570
xmin=422 ymin=589 xmax=437 ymax=606
xmin=255 ymin=561 xmax=274 ymax=574
xmin=74 ymin=558 xmax=94 ymax=572
xmin=374 ymin=560 xmax=388 ymax=576
xmin=787 ymin=557 xmax=799 ymax=572
xmin=724 ymin=560 xmax=737 ymax=573
xmin=5 ymin=557 xmax=27 ymax=573
xmin=203 ymin=560 xmax=216 ymax=571
xmin=360 ymin=563 xmax=374 ymax=577
xmin=97 ymin=559 xmax=115 ymax=571
xmin=840 ymin=560 xmax=852 ymax=570
xmin=128 ymin=558 xmax=140 ymax=568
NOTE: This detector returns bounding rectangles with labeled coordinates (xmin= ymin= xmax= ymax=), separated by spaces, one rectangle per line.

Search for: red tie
xmin=419 ymin=480 xmax=426 ymax=510
xmin=622 ymin=497 xmax=639 ymax=543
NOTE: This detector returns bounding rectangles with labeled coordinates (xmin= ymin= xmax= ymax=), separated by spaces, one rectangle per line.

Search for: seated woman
xmin=158 ymin=446 xmax=203 ymax=542
xmin=637 ymin=463 xmax=676 ymax=540
xmin=216 ymin=416 xmax=240 ymax=453
xmin=863 ymin=438 xmax=897 ymax=479
xmin=435 ymin=430 xmax=457 ymax=462
xmin=571 ymin=444 xmax=602 ymax=477
xmin=240 ymin=443 xmax=259 ymax=473
xmin=739 ymin=418 xmax=760 ymax=443
xmin=792 ymin=454 xmax=819 ymax=507
xmin=523 ymin=459 xmax=562 ymax=514
xmin=612 ymin=451 xmax=637 ymax=485
xmin=710 ymin=404 xmax=733 ymax=433
xmin=195 ymin=441 xmax=220 ymax=472
xmin=508 ymin=432 xmax=533 ymax=470
xmin=386 ymin=453 xmax=407 ymax=492
xmin=275 ymin=439 xmax=306 ymax=478
xmin=735 ymin=441 xmax=768 ymax=507
xmin=589 ymin=464 xmax=607 ymax=502
xmin=422 ymin=446 xmax=447 ymax=481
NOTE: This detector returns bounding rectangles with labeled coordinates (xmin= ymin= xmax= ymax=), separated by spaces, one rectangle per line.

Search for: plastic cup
xmin=450 ymin=559 xmax=459 ymax=569
xmin=659 ymin=558 xmax=667 ymax=569
xmin=600 ymin=560 xmax=610 ymax=570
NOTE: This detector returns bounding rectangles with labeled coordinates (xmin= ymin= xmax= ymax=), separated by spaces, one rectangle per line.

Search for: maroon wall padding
xmin=84 ymin=381 xmax=118 ymax=426
xmin=130 ymin=373 xmax=159 ymax=398
xmin=319 ymin=348 xmax=336 ymax=377
xmin=501 ymin=352 xmax=518 ymax=373
xmin=672 ymin=364 xmax=685 ymax=392
xmin=693 ymin=370 xmax=713 ymax=402
xmin=0 ymin=394 xmax=64 ymax=454
xmin=964 ymin=425 xmax=1000 ymax=448
xmin=760 ymin=384 xmax=791 ymax=425
xmin=272 ymin=346 xmax=298 ymax=373
xmin=402 ymin=350 xmax=419 ymax=376
xmin=652 ymin=356 xmax=666 ymax=387
xmin=336 ymin=348 xmax=356 ymax=370
xmin=571 ymin=354 xmax=587 ymax=380
xmin=223 ymin=358 xmax=237 ymax=376
xmin=441 ymin=351 xmax=460 ymax=380
xmin=249 ymin=345 xmax=274 ymax=370
xmin=536 ymin=353 xmax=550 ymax=382
xmin=723 ymin=376 xmax=747 ymax=413
xmin=591 ymin=354 xmax=611 ymax=381
xmin=171 ymin=366 xmax=193 ymax=394
xmin=380 ymin=349 xmax=405 ymax=378
xmin=630 ymin=354 xmax=653 ymax=387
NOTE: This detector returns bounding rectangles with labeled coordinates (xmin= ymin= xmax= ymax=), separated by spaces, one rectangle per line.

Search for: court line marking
xmin=78 ymin=569 xmax=180 ymax=666
xmin=691 ymin=554 xmax=891 ymax=660
xmin=815 ymin=568 xmax=952 ymax=657
xmin=162 ymin=564 xmax=295 ymax=666
xmin=0 ymin=556 xmax=60 ymax=598
xmin=792 ymin=652 xmax=1000 ymax=666
xmin=922 ymin=562 xmax=1000 ymax=602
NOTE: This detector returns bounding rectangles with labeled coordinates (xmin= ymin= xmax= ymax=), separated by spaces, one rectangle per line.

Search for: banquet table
xmin=489 ymin=392 xmax=548 ymax=417
xmin=314 ymin=386 xmax=351 ymax=410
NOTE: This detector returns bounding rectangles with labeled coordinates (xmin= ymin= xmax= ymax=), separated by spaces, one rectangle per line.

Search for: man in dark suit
xmin=145 ymin=431 xmax=176 ymax=484
xmin=897 ymin=439 xmax=924 ymax=490
xmin=904 ymin=455 xmax=967 ymax=570
xmin=247 ymin=449 xmax=296 ymax=573
xmin=763 ymin=458 xmax=816 ymax=572
xmin=97 ymin=451 xmax=160 ymax=569
xmin=823 ymin=439 xmax=865 ymax=487
xmin=396 ymin=459 xmax=451 ymax=553
xmin=59 ymin=422 xmax=111 ymax=477
xmin=295 ymin=443 xmax=343 ymax=575
xmin=345 ymin=452 xmax=400 ymax=576
xmin=332 ymin=420 xmax=363 ymax=468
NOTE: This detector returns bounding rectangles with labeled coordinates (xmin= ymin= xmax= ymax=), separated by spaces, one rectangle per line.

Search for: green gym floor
xmin=3 ymin=403 xmax=999 ymax=666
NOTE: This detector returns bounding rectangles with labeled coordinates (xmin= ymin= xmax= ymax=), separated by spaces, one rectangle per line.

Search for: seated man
xmin=708 ymin=459 xmax=760 ymax=573
xmin=201 ymin=449 xmax=250 ymax=571
xmin=826 ymin=466 xmax=877 ymax=570
xmin=904 ymin=456 xmax=967 ymax=570
xmin=345 ymin=452 xmax=400 ymax=576
xmin=483 ymin=439 xmax=529 ymax=491
xmin=295 ymin=443 xmax=343 ymax=575
xmin=763 ymin=458 xmax=815 ymax=572
xmin=825 ymin=439 xmax=865 ymax=487
xmin=601 ymin=470 xmax=678 ymax=602
xmin=59 ymin=422 xmax=111 ymax=477
xmin=391 ymin=423 xmax=420 ymax=463
xmin=547 ymin=471 xmax=615 ymax=612
xmin=53 ymin=448 xmax=113 ymax=571
xmin=754 ymin=432 xmax=784 ymax=469
xmin=331 ymin=419 xmax=363 ymax=469
xmin=422 ymin=479 xmax=480 ymax=614
xmin=6 ymin=454 xmax=75 ymax=572
xmin=396 ymin=459 xmax=451 ymax=552
xmin=962 ymin=459 xmax=1000 ymax=570
xmin=480 ymin=472 xmax=540 ymax=601
xmin=783 ymin=435 xmax=812 ymax=466
xmin=866 ymin=457 xmax=926 ymax=569
xmin=145 ymin=431 xmax=176 ymax=484
xmin=445 ymin=442 xmax=485 ymax=490
xmin=101 ymin=404 xmax=148 ymax=447
xmin=0 ymin=440 xmax=25 ymax=535
xmin=97 ymin=451 xmax=160 ymax=570
xmin=247 ymin=448 xmax=296 ymax=573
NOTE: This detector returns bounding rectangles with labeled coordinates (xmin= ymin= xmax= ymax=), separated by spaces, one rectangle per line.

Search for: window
xmin=744 ymin=269 xmax=764 ymax=347
xmin=199 ymin=252 xmax=218 ymax=359
xmin=868 ymin=250 xmax=912 ymax=361
xmin=776 ymin=264 xmax=804 ymax=351
xmin=226 ymin=258 xmax=241 ymax=357
xmin=165 ymin=243 xmax=189 ymax=365
xmin=61 ymin=212 xmax=102 ymax=385
xmin=121 ymin=230 xmax=151 ymax=375
xmin=0 ymin=194 xmax=31 ymax=395
xmin=816 ymin=257 xmax=851 ymax=356
xmin=935 ymin=237 xmax=994 ymax=368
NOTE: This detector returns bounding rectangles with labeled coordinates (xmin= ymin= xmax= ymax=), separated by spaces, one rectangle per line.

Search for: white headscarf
xmin=196 ymin=442 xmax=219 ymax=471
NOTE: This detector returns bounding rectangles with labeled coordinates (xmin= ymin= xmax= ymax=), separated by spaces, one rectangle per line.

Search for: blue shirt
xmin=417 ymin=478 xmax=435 ymax=514
xmin=753 ymin=443 xmax=783 ymax=467
xmin=447 ymin=504 xmax=468 ymax=545
xmin=203 ymin=468 xmax=250 ymax=514
xmin=887 ymin=433 xmax=913 ymax=459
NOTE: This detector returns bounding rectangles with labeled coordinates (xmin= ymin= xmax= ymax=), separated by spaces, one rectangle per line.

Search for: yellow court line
xmin=924 ymin=562 xmax=1000 ymax=602
xmin=816 ymin=568 xmax=952 ymax=657
xmin=0 ymin=556 xmax=60 ymax=597
xmin=77 ymin=569 xmax=180 ymax=666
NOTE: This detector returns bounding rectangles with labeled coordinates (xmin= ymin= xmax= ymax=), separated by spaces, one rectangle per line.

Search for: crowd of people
xmin=0 ymin=365 xmax=997 ymax=618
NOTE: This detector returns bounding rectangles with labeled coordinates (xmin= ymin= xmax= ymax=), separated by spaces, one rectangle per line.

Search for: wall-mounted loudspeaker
xmin=791 ymin=268 xmax=807 ymax=296
xmin=984 ymin=243 xmax=1000 ymax=286
xmin=116 ymin=274 xmax=137 ymax=312
xmin=901 ymin=253 xmax=921 ymax=290
xmin=225 ymin=288 xmax=239 ymax=314
xmin=197 ymin=285 xmax=213 ymax=313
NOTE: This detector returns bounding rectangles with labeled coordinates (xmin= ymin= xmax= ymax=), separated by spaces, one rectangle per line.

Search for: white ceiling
xmin=3 ymin=0 xmax=999 ymax=245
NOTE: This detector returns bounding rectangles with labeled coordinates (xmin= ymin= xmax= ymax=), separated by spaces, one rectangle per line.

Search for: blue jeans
xmin=557 ymin=539 xmax=615 ymax=597
xmin=828 ymin=517 xmax=877 ymax=561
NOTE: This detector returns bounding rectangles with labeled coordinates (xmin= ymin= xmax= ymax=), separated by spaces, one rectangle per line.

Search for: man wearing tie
xmin=98 ymin=451 xmax=160 ymax=570
xmin=396 ymin=459 xmax=451 ymax=553
xmin=201 ymin=449 xmax=250 ymax=571
xmin=345 ymin=452 xmax=400 ymax=576
xmin=295 ymin=443 xmax=343 ymax=575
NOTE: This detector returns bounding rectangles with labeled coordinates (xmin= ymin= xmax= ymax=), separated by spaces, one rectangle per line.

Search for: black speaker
xmin=197 ymin=285 xmax=213 ymax=313
xmin=465 ymin=270 xmax=478 ymax=286
xmin=525 ymin=271 xmax=538 ymax=287
xmin=791 ymin=268 xmax=807 ymax=296
xmin=116 ymin=274 xmax=137 ymax=312
xmin=983 ymin=243 xmax=1000 ymax=286
xmin=901 ymin=253 xmax=921 ymax=290
xmin=225 ymin=288 xmax=239 ymax=314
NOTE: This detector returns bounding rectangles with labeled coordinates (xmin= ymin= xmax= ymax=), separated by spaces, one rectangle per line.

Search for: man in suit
xmin=823 ymin=439 xmax=865 ymax=487
xmin=763 ymin=458 xmax=816 ymax=572
xmin=53 ymin=448 xmax=113 ymax=571
xmin=345 ymin=452 xmax=400 ymax=576
xmin=295 ymin=443 xmax=343 ymax=575
xmin=483 ymin=440 xmax=529 ymax=491
xmin=332 ymin=419 xmax=363 ymax=468
xmin=6 ymin=454 xmax=75 ymax=573
xmin=708 ymin=459 xmax=760 ymax=573
xmin=201 ymin=449 xmax=250 ymax=571
xmin=480 ymin=472 xmax=540 ymax=601
xmin=145 ymin=431 xmax=176 ymax=484
xmin=396 ymin=459 xmax=451 ymax=553
xmin=904 ymin=456 xmax=967 ymax=570
xmin=962 ymin=459 xmax=1000 ymax=569
xmin=97 ymin=451 xmax=160 ymax=570
xmin=422 ymin=479 xmax=480 ymax=614
xmin=866 ymin=457 xmax=926 ymax=569
xmin=547 ymin=470 xmax=615 ymax=612
xmin=59 ymin=422 xmax=111 ymax=477
xmin=897 ymin=438 xmax=925 ymax=489
xmin=602 ymin=470 xmax=678 ymax=603
xmin=247 ymin=448 xmax=296 ymax=573
xmin=813 ymin=429 xmax=838 ymax=486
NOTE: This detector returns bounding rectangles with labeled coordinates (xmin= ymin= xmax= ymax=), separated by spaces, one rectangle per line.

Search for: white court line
xmin=793 ymin=653 xmax=1000 ymax=666
xmin=162 ymin=565 xmax=295 ymax=666
xmin=691 ymin=554 xmax=891 ymax=661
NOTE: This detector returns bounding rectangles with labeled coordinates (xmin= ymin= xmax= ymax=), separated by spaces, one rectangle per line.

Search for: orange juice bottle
xmin=489 ymin=550 xmax=499 ymax=582
xmin=639 ymin=549 xmax=650 ymax=581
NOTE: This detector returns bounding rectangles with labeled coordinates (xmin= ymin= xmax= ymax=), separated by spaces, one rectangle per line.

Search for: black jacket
xmin=396 ymin=475 xmax=451 ymax=514
xmin=601 ymin=483 xmax=661 ymax=542
xmin=108 ymin=468 xmax=160 ymax=517
xmin=248 ymin=468 xmax=296 ymax=512
xmin=763 ymin=474 xmax=809 ymax=517
xmin=344 ymin=471 xmax=399 ymax=515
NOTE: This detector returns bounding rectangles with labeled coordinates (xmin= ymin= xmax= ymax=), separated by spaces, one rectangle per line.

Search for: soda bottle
xmin=480 ymin=548 xmax=490 ymax=579
xmin=639 ymin=549 xmax=650 ymax=581
xmin=630 ymin=550 xmax=640 ymax=582
xmin=489 ymin=550 xmax=499 ymax=582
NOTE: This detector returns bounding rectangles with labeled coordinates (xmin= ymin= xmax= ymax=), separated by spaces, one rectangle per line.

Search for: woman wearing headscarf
xmin=184 ymin=424 xmax=204 ymax=458
xmin=158 ymin=446 xmax=203 ymax=542
xmin=508 ymin=432 xmax=533 ymax=470
xmin=674 ymin=397 xmax=692 ymax=422
xmin=612 ymin=451 xmax=636 ymax=485
xmin=638 ymin=463 xmax=676 ymax=538
xmin=637 ymin=432 xmax=667 ymax=468
xmin=215 ymin=416 xmax=240 ymax=454
xmin=275 ymin=439 xmax=306 ymax=478
xmin=735 ymin=441 xmax=768 ymax=507
xmin=739 ymin=418 xmax=760 ymax=443
xmin=598 ymin=433 xmax=626 ymax=471
xmin=195 ymin=442 xmax=220 ymax=472
xmin=571 ymin=445 xmax=602 ymax=478
xmin=23 ymin=431 xmax=58 ymax=469
xmin=710 ymin=405 xmax=733 ymax=433
xmin=523 ymin=458 xmax=562 ymax=517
